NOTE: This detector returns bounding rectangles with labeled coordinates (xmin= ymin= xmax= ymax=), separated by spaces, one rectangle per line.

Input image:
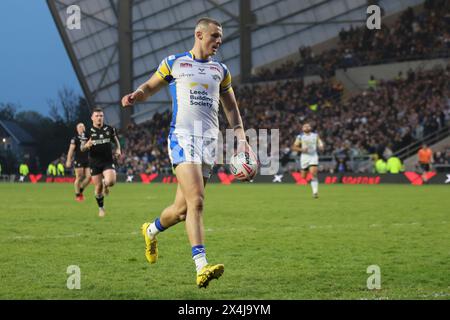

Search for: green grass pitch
xmin=0 ymin=183 xmax=448 ymax=299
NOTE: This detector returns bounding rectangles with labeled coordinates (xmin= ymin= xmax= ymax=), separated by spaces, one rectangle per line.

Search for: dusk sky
xmin=0 ymin=0 xmax=82 ymax=116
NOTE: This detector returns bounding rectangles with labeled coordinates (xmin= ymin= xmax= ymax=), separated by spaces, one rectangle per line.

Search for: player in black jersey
xmin=81 ymin=108 xmax=121 ymax=217
xmin=66 ymin=123 xmax=91 ymax=201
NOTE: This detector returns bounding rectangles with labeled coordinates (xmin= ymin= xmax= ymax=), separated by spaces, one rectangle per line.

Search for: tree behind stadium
xmin=0 ymin=89 xmax=90 ymax=173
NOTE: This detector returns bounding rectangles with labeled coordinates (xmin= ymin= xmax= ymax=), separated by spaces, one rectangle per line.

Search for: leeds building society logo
xmin=189 ymin=83 xmax=213 ymax=108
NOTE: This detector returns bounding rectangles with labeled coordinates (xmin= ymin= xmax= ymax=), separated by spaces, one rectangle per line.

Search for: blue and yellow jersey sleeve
xmin=220 ymin=63 xmax=232 ymax=93
xmin=156 ymin=57 xmax=173 ymax=83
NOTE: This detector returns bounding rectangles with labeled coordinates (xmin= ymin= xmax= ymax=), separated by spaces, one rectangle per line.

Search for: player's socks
xmin=192 ymin=245 xmax=208 ymax=274
xmin=80 ymin=187 xmax=84 ymax=195
xmin=146 ymin=218 xmax=165 ymax=239
xmin=311 ymin=178 xmax=319 ymax=195
xmin=95 ymin=194 xmax=104 ymax=208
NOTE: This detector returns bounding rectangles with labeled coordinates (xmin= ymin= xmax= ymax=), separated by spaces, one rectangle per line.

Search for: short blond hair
xmin=195 ymin=17 xmax=221 ymax=31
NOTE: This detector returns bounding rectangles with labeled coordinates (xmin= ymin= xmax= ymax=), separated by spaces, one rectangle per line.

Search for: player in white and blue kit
xmin=292 ymin=123 xmax=324 ymax=198
xmin=121 ymin=18 xmax=254 ymax=288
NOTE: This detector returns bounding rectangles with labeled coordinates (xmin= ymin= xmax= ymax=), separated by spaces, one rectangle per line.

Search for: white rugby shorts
xmin=168 ymin=133 xmax=218 ymax=178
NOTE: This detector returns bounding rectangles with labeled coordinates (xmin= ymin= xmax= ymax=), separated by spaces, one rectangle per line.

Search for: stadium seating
xmin=100 ymin=3 xmax=450 ymax=175
xmin=116 ymin=63 xmax=449 ymax=174
xmin=251 ymin=2 xmax=450 ymax=82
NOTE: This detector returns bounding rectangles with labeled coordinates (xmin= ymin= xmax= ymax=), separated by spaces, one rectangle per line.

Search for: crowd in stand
xmin=7 ymin=2 xmax=450 ymax=176
xmin=15 ymin=73 xmax=450 ymax=176
xmin=17 ymin=2 xmax=450 ymax=176
xmin=434 ymin=144 xmax=450 ymax=171
xmin=42 ymin=2 xmax=450 ymax=176
xmin=113 ymin=63 xmax=449 ymax=174
xmin=251 ymin=1 xmax=450 ymax=82
xmin=116 ymin=112 xmax=172 ymax=175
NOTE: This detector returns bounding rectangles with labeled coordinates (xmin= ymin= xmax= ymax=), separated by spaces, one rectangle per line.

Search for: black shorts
xmin=74 ymin=160 xmax=89 ymax=169
xmin=419 ymin=163 xmax=430 ymax=172
xmin=90 ymin=162 xmax=115 ymax=176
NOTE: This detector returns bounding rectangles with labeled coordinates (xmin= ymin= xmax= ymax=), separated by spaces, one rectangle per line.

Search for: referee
xmin=81 ymin=107 xmax=121 ymax=217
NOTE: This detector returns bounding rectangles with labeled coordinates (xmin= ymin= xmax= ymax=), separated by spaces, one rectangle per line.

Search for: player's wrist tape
xmin=136 ymin=88 xmax=145 ymax=95
xmin=233 ymin=124 xmax=243 ymax=130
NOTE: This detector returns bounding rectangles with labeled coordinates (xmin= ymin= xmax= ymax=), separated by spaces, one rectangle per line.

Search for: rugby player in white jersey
xmin=121 ymin=17 xmax=254 ymax=288
xmin=292 ymin=123 xmax=324 ymax=198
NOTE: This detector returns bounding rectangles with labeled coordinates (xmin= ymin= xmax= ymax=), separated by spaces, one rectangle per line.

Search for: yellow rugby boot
xmin=196 ymin=264 xmax=224 ymax=288
xmin=141 ymin=222 xmax=158 ymax=264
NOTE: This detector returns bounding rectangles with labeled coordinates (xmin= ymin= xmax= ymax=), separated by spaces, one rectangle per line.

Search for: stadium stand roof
xmin=0 ymin=120 xmax=36 ymax=145
xmin=47 ymin=0 xmax=424 ymax=127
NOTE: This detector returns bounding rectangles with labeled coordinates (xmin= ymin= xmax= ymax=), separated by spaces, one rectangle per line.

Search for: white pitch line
xmin=2 ymin=221 xmax=447 ymax=242
xmin=4 ymin=231 xmax=138 ymax=241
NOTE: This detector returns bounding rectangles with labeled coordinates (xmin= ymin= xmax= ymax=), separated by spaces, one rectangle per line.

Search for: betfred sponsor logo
xmin=217 ymin=172 xmax=235 ymax=185
xmin=325 ymin=176 xmax=338 ymax=184
xmin=180 ymin=62 xmax=192 ymax=68
xmin=29 ymin=174 xmax=43 ymax=183
xmin=162 ymin=176 xmax=178 ymax=184
xmin=45 ymin=177 xmax=76 ymax=183
xmin=404 ymin=171 xmax=436 ymax=185
xmin=341 ymin=176 xmax=380 ymax=184
xmin=140 ymin=173 xmax=158 ymax=184
xmin=321 ymin=175 xmax=380 ymax=184
xmin=291 ymin=172 xmax=312 ymax=185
